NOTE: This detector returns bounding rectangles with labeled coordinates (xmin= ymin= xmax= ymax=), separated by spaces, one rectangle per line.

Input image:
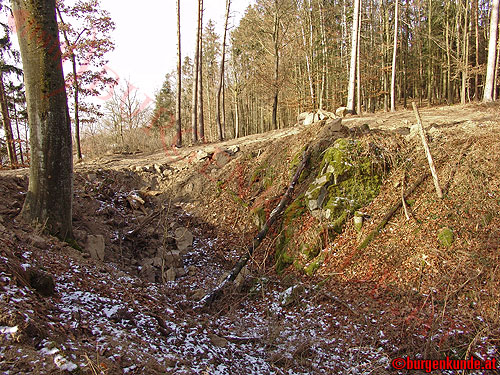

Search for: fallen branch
xmin=199 ymin=146 xmax=311 ymax=307
xmin=401 ymin=173 xmax=410 ymax=221
xmin=358 ymin=172 xmax=429 ymax=250
xmin=412 ymin=102 xmax=443 ymax=199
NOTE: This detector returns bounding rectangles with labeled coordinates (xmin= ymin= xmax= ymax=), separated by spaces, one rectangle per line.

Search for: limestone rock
xmin=174 ymin=227 xmax=194 ymax=253
xmin=208 ymin=333 xmax=228 ymax=348
xmin=165 ymin=268 xmax=176 ymax=282
xmin=87 ymin=235 xmax=105 ymax=261
xmin=335 ymin=106 xmax=349 ymax=117
xmin=304 ymin=112 xmax=319 ymax=125
xmin=213 ymin=150 xmax=232 ymax=168
xmin=227 ymin=145 xmax=240 ymax=155
xmin=191 ymin=288 xmax=206 ymax=300
xmin=28 ymin=268 xmax=56 ymax=297
xmin=394 ymin=127 xmax=410 ymax=135
xmin=297 ymin=112 xmax=309 ymax=125
xmin=140 ymin=264 xmax=156 ymax=283
xmin=127 ymin=192 xmax=145 ymax=210
xmin=280 ymin=284 xmax=305 ymax=307
xmin=175 ymin=267 xmax=187 ymax=277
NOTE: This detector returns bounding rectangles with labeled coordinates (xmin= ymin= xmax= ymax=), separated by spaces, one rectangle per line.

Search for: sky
xmin=98 ymin=0 xmax=253 ymax=106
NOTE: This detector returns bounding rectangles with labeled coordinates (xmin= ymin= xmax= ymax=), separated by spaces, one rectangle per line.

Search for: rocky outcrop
xmin=275 ymin=137 xmax=386 ymax=275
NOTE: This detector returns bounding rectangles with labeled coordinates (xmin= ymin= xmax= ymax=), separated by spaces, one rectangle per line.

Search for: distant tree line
xmin=154 ymin=0 xmax=500 ymax=145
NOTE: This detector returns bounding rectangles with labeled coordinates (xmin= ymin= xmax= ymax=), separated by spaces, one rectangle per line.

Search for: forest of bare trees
xmin=155 ymin=0 xmax=499 ymax=145
xmin=1 ymin=0 xmax=499 ymax=162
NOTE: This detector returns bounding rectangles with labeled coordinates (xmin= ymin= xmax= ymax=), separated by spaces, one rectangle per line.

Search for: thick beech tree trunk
xmin=13 ymin=0 xmax=73 ymax=238
xmin=484 ymin=0 xmax=499 ymax=101
xmin=347 ymin=0 xmax=361 ymax=113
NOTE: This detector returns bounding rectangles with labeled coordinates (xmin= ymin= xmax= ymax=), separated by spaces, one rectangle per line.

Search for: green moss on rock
xmin=438 ymin=227 xmax=454 ymax=247
xmin=275 ymin=138 xmax=385 ymax=275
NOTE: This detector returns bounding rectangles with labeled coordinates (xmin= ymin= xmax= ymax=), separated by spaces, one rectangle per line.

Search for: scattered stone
xmin=152 ymin=257 xmax=163 ymax=267
xmin=174 ymin=227 xmax=194 ymax=253
xmin=87 ymin=235 xmax=105 ymax=261
xmin=188 ymin=265 xmax=197 ymax=276
xmin=87 ymin=173 xmax=97 ymax=181
xmin=335 ymin=106 xmax=349 ymax=117
xmin=27 ymin=234 xmax=47 ymax=249
xmin=304 ymin=112 xmax=319 ymax=125
xmin=141 ymin=258 xmax=154 ymax=268
xmin=175 ymin=267 xmax=187 ymax=277
xmin=354 ymin=212 xmax=364 ymax=232
xmin=227 ymin=145 xmax=240 ymax=155
xmin=280 ymin=284 xmax=305 ymax=307
xmin=127 ymin=192 xmax=145 ymax=210
xmin=191 ymin=288 xmax=206 ymax=301
xmin=394 ymin=127 xmax=410 ymax=135
xmin=438 ymin=227 xmax=454 ymax=247
xmin=140 ymin=264 xmax=156 ymax=283
xmin=195 ymin=150 xmax=211 ymax=161
xmin=213 ymin=150 xmax=232 ymax=168
xmin=165 ymin=268 xmax=176 ymax=282
xmin=208 ymin=333 xmax=228 ymax=348
xmin=297 ymin=112 xmax=309 ymax=125
xmin=154 ymin=164 xmax=164 ymax=174
xmin=28 ymin=269 xmax=55 ymax=297
xmin=324 ymin=118 xmax=343 ymax=132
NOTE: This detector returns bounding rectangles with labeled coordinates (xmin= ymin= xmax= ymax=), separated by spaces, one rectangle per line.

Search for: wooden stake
xmin=412 ymin=102 xmax=443 ymax=199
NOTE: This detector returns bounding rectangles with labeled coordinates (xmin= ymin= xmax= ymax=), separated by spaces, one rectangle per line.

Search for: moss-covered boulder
xmin=276 ymin=138 xmax=385 ymax=275
xmin=438 ymin=227 xmax=454 ymax=247
xmin=305 ymin=138 xmax=382 ymax=230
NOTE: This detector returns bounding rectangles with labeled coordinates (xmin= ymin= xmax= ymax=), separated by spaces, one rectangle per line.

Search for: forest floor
xmin=0 ymin=102 xmax=499 ymax=374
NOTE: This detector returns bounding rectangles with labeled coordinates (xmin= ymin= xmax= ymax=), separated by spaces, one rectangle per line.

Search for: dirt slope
xmin=0 ymin=102 xmax=499 ymax=374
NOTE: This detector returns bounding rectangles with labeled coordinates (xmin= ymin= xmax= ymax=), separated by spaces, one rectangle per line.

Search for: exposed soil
xmin=0 ymin=102 xmax=499 ymax=374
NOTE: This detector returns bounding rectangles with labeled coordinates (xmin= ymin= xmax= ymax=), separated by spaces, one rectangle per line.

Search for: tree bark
xmin=191 ymin=0 xmax=202 ymax=143
xmin=13 ymin=0 xmax=73 ymax=238
xmin=0 ymin=73 xmax=17 ymax=167
xmin=197 ymin=0 xmax=205 ymax=143
xmin=56 ymin=7 xmax=82 ymax=161
xmin=175 ymin=0 xmax=182 ymax=146
xmin=216 ymin=0 xmax=230 ymax=141
xmin=484 ymin=0 xmax=499 ymax=102
xmin=347 ymin=0 xmax=361 ymax=113
xmin=390 ymin=0 xmax=399 ymax=112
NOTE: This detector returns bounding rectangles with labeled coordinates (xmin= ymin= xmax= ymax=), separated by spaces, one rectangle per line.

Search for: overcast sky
xmin=98 ymin=0 xmax=253 ymax=105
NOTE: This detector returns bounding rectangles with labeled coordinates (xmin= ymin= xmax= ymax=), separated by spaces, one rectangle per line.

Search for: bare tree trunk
xmin=347 ymin=0 xmax=361 ymax=113
xmin=484 ymin=0 xmax=499 ymax=102
xmin=272 ymin=1 xmax=279 ymax=130
xmin=176 ymin=0 xmax=182 ymax=147
xmin=318 ymin=0 xmax=328 ymax=110
xmin=391 ymin=0 xmax=399 ymax=111
xmin=198 ymin=0 xmax=205 ymax=142
xmin=356 ymin=8 xmax=362 ymax=115
xmin=191 ymin=0 xmax=202 ymax=143
xmin=473 ymin=0 xmax=480 ymax=99
xmin=13 ymin=0 xmax=73 ymax=238
xmin=0 ymin=73 xmax=17 ymax=167
xmin=216 ymin=0 xmax=231 ymax=141
xmin=461 ymin=0 xmax=469 ymax=105
xmin=12 ymin=99 xmax=24 ymax=164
